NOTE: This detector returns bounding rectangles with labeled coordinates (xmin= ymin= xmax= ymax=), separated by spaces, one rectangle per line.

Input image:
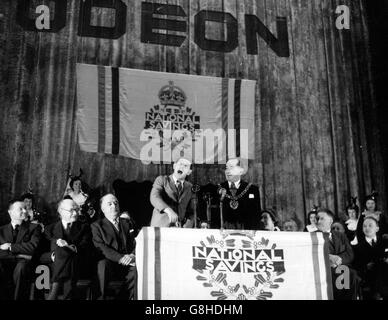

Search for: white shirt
xmin=61 ymin=220 xmax=72 ymax=230
xmin=365 ymin=236 xmax=377 ymax=246
xmin=68 ymin=191 xmax=87 ymax=206
xmin=172 ymin=175 xmax=184 ymax=188
xmin=11 ymin=222 xmax=21 ymax=230
xmin=228 ymin=180 xmax=241 ymax=189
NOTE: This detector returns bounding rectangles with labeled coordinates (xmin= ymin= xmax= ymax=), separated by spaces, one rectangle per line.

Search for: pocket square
xmin=249 ymin=194 xmax=254 ymax=199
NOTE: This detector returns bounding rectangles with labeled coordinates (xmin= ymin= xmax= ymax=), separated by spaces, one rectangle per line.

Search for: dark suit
xmin=44 ymin=220 xmax=92 ymax=299
xmin=0 ymin=221 xmax=41 ymax=300
xmin=219 ymin=181 xmax=261 ymax=230
xmin=354 ymin=236 xmax=388 ymax=298
xmin=325 ymin=231 xmax=359 ymax=300
xmin=91 ymin=217 xmax=136 ymax=299
xmin=150 ymin=175 xmax=195 ymax=228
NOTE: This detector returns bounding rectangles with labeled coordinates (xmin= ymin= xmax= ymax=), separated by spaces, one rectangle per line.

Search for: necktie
xmin=13 ymin=225 xmax=20 ymax=242
xmin=65 ymin=223 xmax=71 ymax=235
xmin=371 ymin=239 xmax=376 ymax=247
xmin=113 ymin=219 xmax=120 ymax=231
xmin=177 ymin=181 xmax=183 ymax=196
xmin=230 ymin=182 xmax=237 ymax=197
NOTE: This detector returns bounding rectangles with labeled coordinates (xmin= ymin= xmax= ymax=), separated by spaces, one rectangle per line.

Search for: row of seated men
xmin=1 ymin=156 xmax=388 ymax=300
xmin=0 ymin=194 xmax=136 ymax=300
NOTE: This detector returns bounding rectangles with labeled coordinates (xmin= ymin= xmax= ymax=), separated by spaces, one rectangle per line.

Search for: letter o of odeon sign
xmin=16 ymin=0 xmax=67 ymax=33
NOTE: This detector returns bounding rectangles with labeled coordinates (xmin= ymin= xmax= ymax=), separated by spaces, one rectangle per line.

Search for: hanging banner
xmin=136 ymin=227 xmax=333 ymax=300
xmin=76 ymin=63 xmax=256 ymax=164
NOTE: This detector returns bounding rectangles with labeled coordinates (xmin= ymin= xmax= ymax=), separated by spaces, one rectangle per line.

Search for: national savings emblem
xmin=192 ymin=230 xmax=286 ymax=300
xmin=144 ymin=81 xmax=201 ymax=150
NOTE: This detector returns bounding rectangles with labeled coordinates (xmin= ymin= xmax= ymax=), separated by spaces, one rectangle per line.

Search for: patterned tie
xmin=177 ymin=181 xmax=183 ymax=197
xmin=113 ymin=218 xmax=120 ymax=231
xmin=230 ymin=182 xmax=237 ymax=197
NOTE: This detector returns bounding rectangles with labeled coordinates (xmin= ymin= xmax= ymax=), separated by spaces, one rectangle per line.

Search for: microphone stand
xmin=191 ymin=184 xmax=200 ymax=228
xmin=204 ymin=193 xmax=212 ymax=229
xmin=219 ymin=194 xmax=225 ymax=230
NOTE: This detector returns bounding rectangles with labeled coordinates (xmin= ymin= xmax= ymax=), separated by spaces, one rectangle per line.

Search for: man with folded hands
xmin=44 ymin=199 xmax=92 ymax=300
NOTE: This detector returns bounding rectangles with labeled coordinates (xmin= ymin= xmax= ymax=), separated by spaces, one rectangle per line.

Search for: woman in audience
xmin=283 ymin=219 xmax=299 ymax=232
xmin=20 ymin=192 xmax=47 ymax=227
xmin=304 ymin=208 xmax=318 ymax=232
xmin=259 ymin=209 xmax=281 ymax=231
xmin=65 ymin=177 xmax=88 ymax=207
xmin=356 ymin=192 xmax=388 ymax=241
xmin=344 ymin=197 xmax=359 ymax=244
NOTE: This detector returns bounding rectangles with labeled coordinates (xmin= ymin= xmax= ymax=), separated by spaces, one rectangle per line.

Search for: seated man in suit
xmin=316 ymin=208 xmax=359 ymax=300
xmin=44 ymin=199 xmax=92 ymax=300
xmin=218 ymin=158 xmax=261 ymax=230
xmin=91 ymin=194 xmax=137 ymax=300
xmin=354 ymin=216 xmax=388 ymax=299
xmin=150 ymin=158 xmax=195 ymax=228
xmin=0 ymin=199 xmax=42 ymax=300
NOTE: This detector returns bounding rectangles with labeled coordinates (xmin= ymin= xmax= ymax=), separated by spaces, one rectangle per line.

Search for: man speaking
xmin=150 ymin=158 xmax=195 ymax=228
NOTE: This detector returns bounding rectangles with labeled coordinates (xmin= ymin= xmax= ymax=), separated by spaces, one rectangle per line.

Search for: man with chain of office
xmin=218 ymin=158 xmax=261 ymax=230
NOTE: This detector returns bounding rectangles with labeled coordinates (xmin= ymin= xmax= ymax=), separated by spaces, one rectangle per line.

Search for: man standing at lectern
xmin=150 ymin=158 xmax=195 ymax=228
xmin=218 ymin=158 xmax=261 ymax=230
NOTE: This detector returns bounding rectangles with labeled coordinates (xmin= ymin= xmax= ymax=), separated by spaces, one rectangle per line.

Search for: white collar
xmin=228 ymin=180 xmax=241 ymax=189
xmin=365 ymin=236 xmax=377 ymax=245
xmin=107 ymin=217 xmax=119 ymax=226
xmin=172 ymin=175 xmax=184 ymax=186
xmin=11 ymin=221 xmax=21 ymax=230
xmin=62 ymin=220 xmax=72 ymax=229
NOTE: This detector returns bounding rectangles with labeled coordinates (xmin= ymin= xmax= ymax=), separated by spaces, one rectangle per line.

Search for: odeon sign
xmin=15 ymin=0 xmax=290 ymax=57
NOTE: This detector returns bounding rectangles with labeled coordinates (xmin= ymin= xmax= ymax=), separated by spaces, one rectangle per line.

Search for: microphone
xmin=218 ymin=188 xmax=227 ymax=202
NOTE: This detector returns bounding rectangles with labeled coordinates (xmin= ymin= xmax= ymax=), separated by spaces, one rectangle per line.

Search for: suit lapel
xmin=54 ymin=221 xmax=64 ymax=240
xmin=15 ymin=222 xmax=28 ymax=243
xmin=237 ymin=181 xmax=247 ymax=194
xmin=167 ymin=175 xmax=178 ymax=202
xmin=5 ymin=224 xmax=13 ymax=243
xmin=119 ymin=219 xmax=128 ymax=251
xmin=103 ymin=218 xmax=118 ymax=249
xmin=179 ymin=181 xmax=191 ymax=201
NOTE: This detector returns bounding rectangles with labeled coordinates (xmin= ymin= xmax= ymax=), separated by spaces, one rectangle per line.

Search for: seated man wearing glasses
xmin=43 ymin=199 xmax=92 ymax=300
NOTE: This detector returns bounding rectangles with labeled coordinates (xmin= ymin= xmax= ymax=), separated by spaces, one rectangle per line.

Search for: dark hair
xmin=69 ymin=178 xmax=82 ymax=191
xmin=260 ymin=209 xmax=278 ymax=225
xmin=346 ymin=197 xmax=359 ymax=216
xmin=307 ymin=211 xmax=317 ymax=223
xmin=364 ymin=191 xmax=378 ymax=210
xmin=317 ymin=208 xmax=335 ymax=220
xmin=20 ymin=193 xmax=33 ymax=201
